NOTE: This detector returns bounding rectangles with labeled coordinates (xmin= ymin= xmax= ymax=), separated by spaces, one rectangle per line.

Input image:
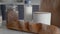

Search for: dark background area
xmin=0 ymin=5 xmax=39 ymax=20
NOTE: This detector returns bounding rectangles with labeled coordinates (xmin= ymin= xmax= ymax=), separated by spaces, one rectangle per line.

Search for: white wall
xmin=31 ymin=0 xmax=40 ymax=5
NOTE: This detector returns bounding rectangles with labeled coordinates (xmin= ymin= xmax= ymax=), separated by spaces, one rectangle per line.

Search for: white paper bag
xmin=33 ymin=12 xmax=51 ymax=25
xmin=0 ymin=16 xmax=2 ymax=27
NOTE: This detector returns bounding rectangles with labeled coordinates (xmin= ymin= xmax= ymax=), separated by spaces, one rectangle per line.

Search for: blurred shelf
xmin=0 ymin=0 xmax=40 ymax=5
xmin=0 ymin=2 xmax=6 ymax=5
xmin=0 ymin=2 xmax=24 ymax=5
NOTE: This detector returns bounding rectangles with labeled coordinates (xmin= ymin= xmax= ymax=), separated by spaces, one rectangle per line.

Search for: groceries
xmin=33 ymin=12 xmax=51 ymax=25
xmin=6 ymin=5 xmax=22 ymax=31
xmin=30 ymin=23 xmax=42 ymax=33
xmin=23 ymin=21 xmax=30 ymax=32
xmin=6 ymin=5 xmax=59 ymax=34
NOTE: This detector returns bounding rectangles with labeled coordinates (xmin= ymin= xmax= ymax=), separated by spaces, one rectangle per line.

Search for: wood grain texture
xmin=40 ymin=0 xmax=60 ymax=27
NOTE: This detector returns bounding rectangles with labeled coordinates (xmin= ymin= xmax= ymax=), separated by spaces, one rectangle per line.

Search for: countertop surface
xmin=0 ymin=21 xmax=33 ymax=34
xmin=0 ymin=26 xmax=33 ymax=34
xmin=1 ymin=21 xmax=60 ymax=34
xmin=0 ymin=20 xmax=33 ymax=34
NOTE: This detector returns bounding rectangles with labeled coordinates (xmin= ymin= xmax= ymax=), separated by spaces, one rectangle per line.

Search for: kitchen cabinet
xmin=40 ymin=0 xmax=60 ymax=27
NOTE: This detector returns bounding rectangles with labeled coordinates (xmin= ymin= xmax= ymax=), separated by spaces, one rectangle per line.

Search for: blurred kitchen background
xmin=0 ymin=0 xmax=40 ymax=26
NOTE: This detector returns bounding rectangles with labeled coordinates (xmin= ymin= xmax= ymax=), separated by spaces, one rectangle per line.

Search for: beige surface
xmin=1 ymin=20 xmax=60 ymax=34
xmin=0 ymin=28 xmax=33 ymax=34
xmin=0 ymin=16 xmax=2 ymax=23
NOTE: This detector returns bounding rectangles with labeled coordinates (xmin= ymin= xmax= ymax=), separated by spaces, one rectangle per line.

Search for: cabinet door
xmin=40 ymin=0 xmax=60 ymax=27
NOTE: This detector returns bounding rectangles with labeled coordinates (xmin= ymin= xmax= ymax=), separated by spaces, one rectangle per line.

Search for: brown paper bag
xmin=6 ymin=8 xmax=22 ymax=31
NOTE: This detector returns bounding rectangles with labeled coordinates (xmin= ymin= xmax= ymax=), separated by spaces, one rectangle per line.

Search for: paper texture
xmin=33 ymin=12 xmax=51 ymax=25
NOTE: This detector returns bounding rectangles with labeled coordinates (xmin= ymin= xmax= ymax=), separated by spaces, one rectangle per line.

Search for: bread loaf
xmin=39 ymin=24 xmax=60 ymax=34
xmin=6 ymin=9 xmax=60 ymax=34
xmin=30 ymin=23 xmax=42 ymax=33
xmin=47 ymin=25 xmax=60 ymax=34
xmin=23 ymin=21 xmax=30 ymax=32
xmin=6 ymin=8 xmax=22 ymax=31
